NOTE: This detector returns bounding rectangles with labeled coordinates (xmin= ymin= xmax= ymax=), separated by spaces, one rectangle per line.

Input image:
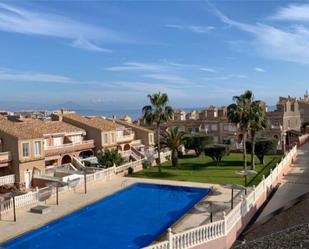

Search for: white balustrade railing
xmin=115 ymin=159 xmax=144 ymax=174
xmin=0 ymin=174 xmax=15 ymax=186
xmin=143 ymin=145 xmax=298 ymax=249
xmin=172 ymin=220 xmax=225 ymax=249
xmin=143 ymin=241 xmax=169 ymax=249
xmin=14 ymin=191 xmax=38 ymax=208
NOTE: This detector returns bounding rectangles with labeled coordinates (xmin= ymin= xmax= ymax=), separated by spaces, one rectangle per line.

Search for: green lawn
xmin=131 ymin=153 xmax=282 ymax=186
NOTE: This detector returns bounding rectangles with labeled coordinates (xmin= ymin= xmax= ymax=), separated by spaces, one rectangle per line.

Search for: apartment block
xmin=298 ymin=91 xmax=309 ymax=124
xmin=265 ymin=96 xmax=301 ymax=150
xmin=0 ymin=116 xmax=95 ymax=188
xmin=52 ymin=110 xmax=153 ymax=155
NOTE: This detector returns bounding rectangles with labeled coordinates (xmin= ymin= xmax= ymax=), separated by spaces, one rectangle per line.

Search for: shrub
xmin=83 ymin=160 xmax=91 ymax=167
xmin=184 ymin=133 xmax=213 ymax=156
xmin=97 ymin=149 xmax=124 ymax=168
xmin=246 ymin=138 xmax=278 ymax=164
xmin=127 ymin=167 xmax=134 ymax=175
xmin=204 ymin=144 xmax=230 ymax=166
xmin=142 ymin=160 xmax=150 ymax=169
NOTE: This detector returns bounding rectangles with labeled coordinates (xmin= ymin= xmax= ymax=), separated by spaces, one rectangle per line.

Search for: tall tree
xmin=249 ymin=102 xmax=267 ymax=169
xmin=143 ymin=93 xmax=174 ymax=172
xmin=161 ymin=127 xmax=186 ymax=168
xmin=183 ymin=133 xmax=213 ymax=157
xmin=227 ymin=90 xmax=254 ymax=169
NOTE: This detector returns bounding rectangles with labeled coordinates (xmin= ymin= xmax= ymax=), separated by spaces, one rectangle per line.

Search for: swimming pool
xmin=2 ymin=183 xmax=211 ymax=249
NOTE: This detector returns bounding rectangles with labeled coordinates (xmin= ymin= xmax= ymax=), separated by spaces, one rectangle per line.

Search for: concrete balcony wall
xmin=0 ymin=151 xmax=12 ymax=168
xmin=116 ymin=133 xmax=135 ymax=143
xmin=44 ymin=140 xmax=95 ymax=157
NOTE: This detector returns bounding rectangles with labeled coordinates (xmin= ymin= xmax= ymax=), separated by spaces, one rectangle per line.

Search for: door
xmin=24 ymin=171 xmax=31 ymax=189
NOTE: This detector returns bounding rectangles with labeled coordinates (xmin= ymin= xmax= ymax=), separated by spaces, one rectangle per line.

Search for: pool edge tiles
xmin=1 ymin=183 xmax=211 ymax=249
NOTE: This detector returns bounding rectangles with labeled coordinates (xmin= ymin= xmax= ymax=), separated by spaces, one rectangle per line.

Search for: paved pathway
xmin=257 ymin=142 xmax=309 ymax=221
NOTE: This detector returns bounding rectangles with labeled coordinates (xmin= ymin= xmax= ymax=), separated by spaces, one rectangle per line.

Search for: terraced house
xmin=0 ymin=116 xmax=95 ymax=188
xmin=52 ymin=110 xmax=154 ymax=159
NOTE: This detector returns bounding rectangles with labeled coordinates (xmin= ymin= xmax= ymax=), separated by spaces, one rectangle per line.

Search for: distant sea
xmin=75 ymin=106 xmax=276 ymax=121
xmin=75 ymin=107 xmax=205 ymax=121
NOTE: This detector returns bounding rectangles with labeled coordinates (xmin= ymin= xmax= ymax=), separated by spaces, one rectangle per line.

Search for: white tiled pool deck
xmin=0 ymin=176 xmax=243 ymax=244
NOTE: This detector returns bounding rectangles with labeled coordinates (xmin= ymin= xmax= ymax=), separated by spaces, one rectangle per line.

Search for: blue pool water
xmin=2 ymin=183 xmax=211 ymax=249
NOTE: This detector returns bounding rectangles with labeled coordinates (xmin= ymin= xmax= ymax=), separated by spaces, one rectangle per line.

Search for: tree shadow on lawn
xmin=247 ymin=158 xmax=278 ymax=186
xmin=173 ymin=160 xmax=245 ymax=171
xmin=179 ymin=154 xmax=198 ymax=159
xmin=133 ymin=171 xmax=176 ymax=178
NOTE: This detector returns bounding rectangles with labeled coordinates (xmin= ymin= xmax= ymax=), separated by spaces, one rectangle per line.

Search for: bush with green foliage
xmin=96 ymin=149 xmax=124 ymax=168
xmin=83 ymin=160 xmax=91 ymax=167
xmin=246 ymin=138 xmax=278 ymax=164
xmin=142 ymin=160 xmax=150 ymax=169
xmin=204 ymin=144 xmax=230 ymax=166
xmin=127 ymin=167 xmax=134 ymax=175
xmin=184 ymin=133 xmax=213 ymax=156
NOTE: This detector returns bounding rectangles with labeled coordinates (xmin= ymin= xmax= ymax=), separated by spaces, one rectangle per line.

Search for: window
xmin=70 ymin=135 xmax=81 ymax=144
xmin=111 ymin=133 xmax=116 ymax=143
xmin=53 ymin=137 xmax=62 ymax=146
xmin=34 ymin=141 xmax=42 ymax=156
xmin=211 ymin=124 xmax=218 ymax=131
xmin=103 ymin=134 xmax=108 ymax=144
xmin=22 ymin=143 xmax=30 ymax=158
xmin=149 ymin=134 xmax=153 ymax=143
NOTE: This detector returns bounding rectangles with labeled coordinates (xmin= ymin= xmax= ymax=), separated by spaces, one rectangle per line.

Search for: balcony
xmin=44 ymin=140 xmax=95 ymax=157
xmin=271 ymin=124 xmax=283 ymax=130
xmin=117 ymin=133 xmax=135 ymax=143
xmin=0 ymin=152 xmax=12 ymax=168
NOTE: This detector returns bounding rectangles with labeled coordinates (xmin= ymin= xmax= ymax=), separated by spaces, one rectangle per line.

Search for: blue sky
xmin=0 ymin=0 xmax=309 ymax=110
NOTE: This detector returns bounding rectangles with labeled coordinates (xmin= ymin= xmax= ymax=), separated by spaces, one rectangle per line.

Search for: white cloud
xmin=0 ymin=68 xmax=77 ymax=83
xmin=200 ymin=67 xmax=217 ymax=73
xmin=255 ymin=67 xmax=266 ymax=73
xmin=270 ymin=4 xmax=309 ymax=22
xmin=204 ymin=74 xmax=247 ymax=81
xmin=142 ymin=74 xmax=191 ymax=84
xmin=71 ymin=37 xmax=112 ymax=53
xmin=0 ymin=3 xmax=123 ymax=51
xmin=105 ymin=62 xmax=165 ymax=72
xmin=165 ymin=24 xmax=215 ymax=33
xmin=213 ymin=5 xmax=309 ymax=64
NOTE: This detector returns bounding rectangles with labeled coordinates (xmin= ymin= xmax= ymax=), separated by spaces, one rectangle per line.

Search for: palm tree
xmin=143 ymin=93 xmax=174 ymax=172
xmin=249 ymin=102 xmax=267 ymax=170
xmin=161 ymin=127 xmax=186 ymax=168
xmin=227 ymin=90 xmax=254 ymax=169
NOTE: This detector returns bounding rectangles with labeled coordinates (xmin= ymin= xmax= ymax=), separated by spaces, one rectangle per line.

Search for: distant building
xmin=173 ymin=110 xmax=186 ymax=121
xmin=142 ymin=106 xmax=239 ymax=148
xmin=298 ymin=90 xmax=309 ymax=124
xmin=265 ymin=96 xmax=301 ymax=150
xmin=185 ymin=110 xmax=199 ymax=120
